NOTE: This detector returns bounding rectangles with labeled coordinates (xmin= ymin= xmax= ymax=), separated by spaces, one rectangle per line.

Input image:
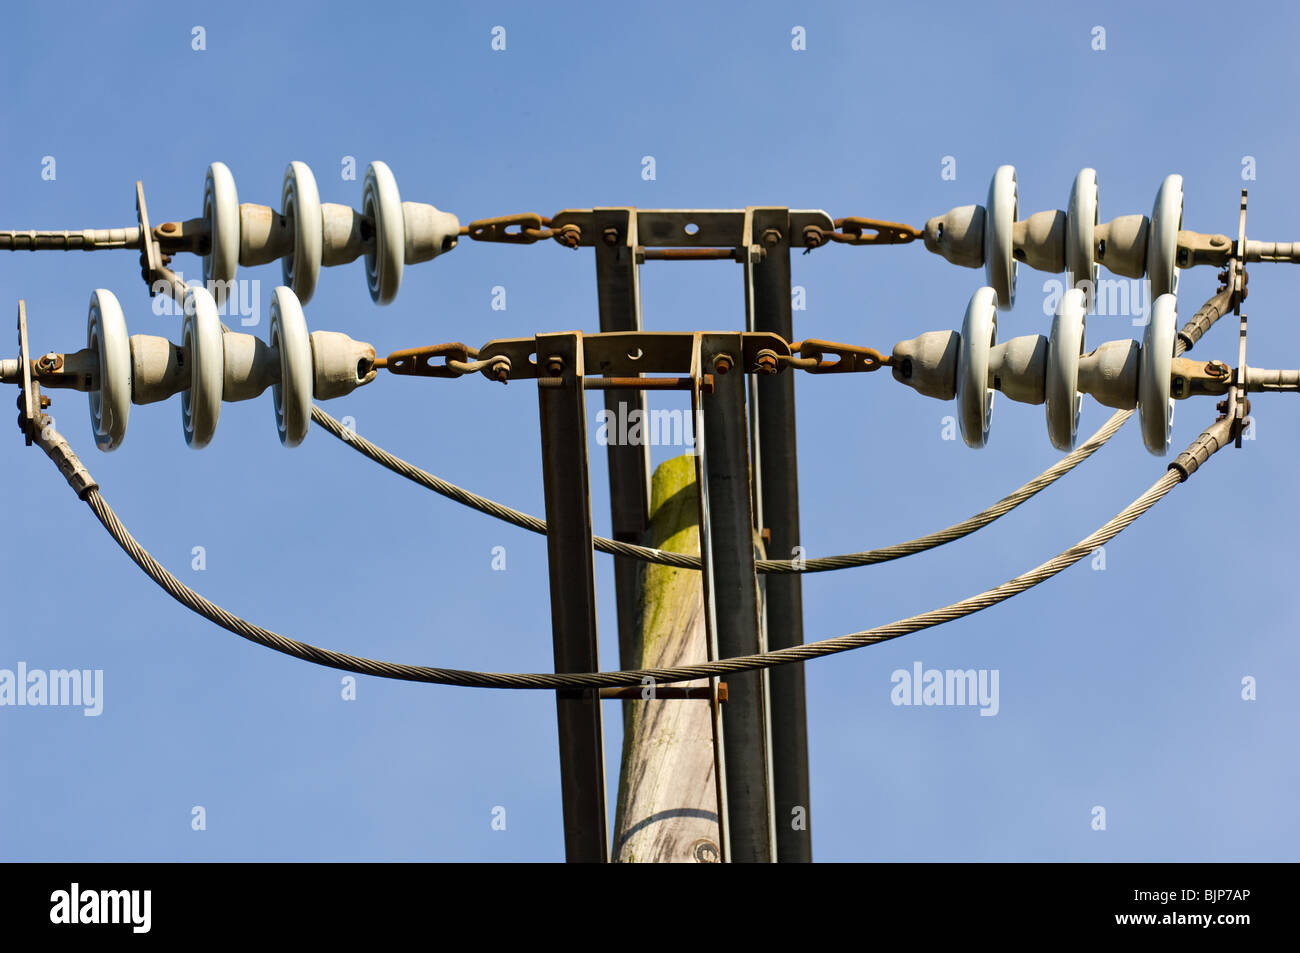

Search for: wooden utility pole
xmin=613 ymin=455 xmax=721 ymax=862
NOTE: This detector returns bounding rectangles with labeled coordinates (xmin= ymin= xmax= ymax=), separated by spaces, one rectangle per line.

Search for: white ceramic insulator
xmin=222 ymin=331 xmax=279 ymax=402
xmin=1077 ymin=339 xmax=1140 ymax=409
xmin=1139 ymin=292 xmax=1177 ymax=454
xmin=987 ymin=334 xmax=1048 ymax=405
xmin=985 ymin=166 xmax=1018 ymax=310
xmin=957 ymin=286 xmax=999 ymax=447
xmin=309 ymin=330 xmax=377 ymax=400
xmin=203 ymin=162 xmax=240 ymax=287
xmin=1065 ymin=169 xmax=1099 ymax=304
xmin=1012 ymin=210 xmax=1066 ymax=273
xmin=129 ymin=334 xmax=188 ymax=405
xmin=181 ymin=286 xmax=224 ymax=449
xmin=320 ymin=203 xmax=365 ymax=267
xmin=1147 ymin=175 xmax=1184 ymax=299
xmin=239 ymin=203 xmax=293 ymax=267
xmin=1046 ymin=288 xmax=1087 ymax=451
xmin=890 ymin=329 xmax=960 ymax=400
xmin=88 ymin=289 xmax=131 ymax=452
xmin=402 ymin=203 xmax=460 ymax=265
xmin=281 ymin=161 xmax=323 ymax=303
xmin=922 ymin=204 xmax=985 ymax=268
xmin=1095 ymin=214 xmax=1149 ymax=279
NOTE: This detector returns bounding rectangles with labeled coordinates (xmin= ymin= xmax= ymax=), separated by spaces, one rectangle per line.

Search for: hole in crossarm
xmin=684 ymin=223 xmax=699 ymax=236
xmin=627 ymin=347 xmax=643 ymax=361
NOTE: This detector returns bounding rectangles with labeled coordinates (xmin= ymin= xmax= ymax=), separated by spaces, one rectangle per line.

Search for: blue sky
xmin=2 ymin=1 xmax=1297 ymax=861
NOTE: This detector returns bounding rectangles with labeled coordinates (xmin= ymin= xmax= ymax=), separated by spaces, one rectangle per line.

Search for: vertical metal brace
xmin=536 ymin=331 xmax=609 ymax=863
xmin=590 ymin=209 xmax=652 ymax=684
xmin=743 ymin=208 xmax=812 ymax=862
xmin=689 ymin=334 xmax=731 ymax=863
xmin=693 ymin=331 xmax=776 ymax=862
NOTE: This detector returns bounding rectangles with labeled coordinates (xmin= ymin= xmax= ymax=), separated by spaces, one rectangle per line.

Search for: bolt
xmin=802 ymin=225 xmax=824 ymax=249
xmin=489 ymin=358 xmax=511 ymax=384
xmin=159 ymin=221 xmax=177 ymax=234
xmin=755 ymin=349 xmax=778 ymax=374
xmin=602 ymin=226 xmax=620 ymax=246
xmin=545 ymin=355 xmax=565 ymax=376
xmin=761 ymin=228 xmax=782 ymax=247
xmin=691 ymin=839 xmax=720 ymax=863
xmin=556 ymin=224 xmax=582 ymax=248
xmin=712 ymin=353 xmax=734 ymax=375
xmin=39 ymin=395 xmax=51 ymax=409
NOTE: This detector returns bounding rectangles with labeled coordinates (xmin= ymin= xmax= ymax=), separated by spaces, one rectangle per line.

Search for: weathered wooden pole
xmin=613 ymin=454 xmax=721 ymax=862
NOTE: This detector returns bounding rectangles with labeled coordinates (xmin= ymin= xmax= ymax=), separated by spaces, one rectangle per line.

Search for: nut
xmin=545 ymin=355 xmax=565 ymax=376
xmin=712 ymin=353 xmax=734 ymax=375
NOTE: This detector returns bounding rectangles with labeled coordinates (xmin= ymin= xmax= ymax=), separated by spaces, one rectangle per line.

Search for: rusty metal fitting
xmin=39 ymin=395 xmax=51 ymax=409
xmin=802 ymin=225 xmax=825 ymax=249
xmin=489 ymin=357 xmax=511 ymax=384
xmin=555 ymin=224 xmax=582 ymax=248
xmin=601 ymin=226 xmax=620 ymax=246
xmin=755 ymin=349 xmax=779 ymax=375
xmin=37 ymin=353 xmax=63 ymax=374
xmin=712 ymin=353 xmax=734 ymax=375
xmin=545 ymin=354 xmax=565 ymax=377
xmin=761 ymin=228 xmax=782 ymax=247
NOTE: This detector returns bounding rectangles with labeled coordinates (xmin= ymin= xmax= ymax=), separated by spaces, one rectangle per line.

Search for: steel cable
xmin=72 ymin=431 xmax=1211 ymax=690
xmin=312 ymin=404 xmax=1131 ymax=574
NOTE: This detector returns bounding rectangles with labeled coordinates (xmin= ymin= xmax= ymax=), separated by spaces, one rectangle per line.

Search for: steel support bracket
xmin=693 ymin=330 xmax=776 ymax=863
xmin=535 ymin=330 xmax=610 ymax=863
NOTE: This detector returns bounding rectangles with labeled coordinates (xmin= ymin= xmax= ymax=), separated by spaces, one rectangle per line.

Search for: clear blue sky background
xmin=2 ymin=1 xmax=1297 ymax=861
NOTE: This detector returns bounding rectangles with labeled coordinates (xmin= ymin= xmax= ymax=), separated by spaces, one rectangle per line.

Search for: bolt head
xmin=712 ymin=353 xmax=734 ymax=375
xmin=601 ymin=226 xmax=620 ymax=246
